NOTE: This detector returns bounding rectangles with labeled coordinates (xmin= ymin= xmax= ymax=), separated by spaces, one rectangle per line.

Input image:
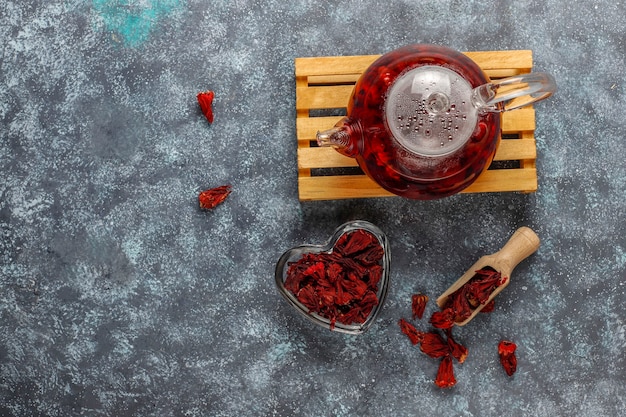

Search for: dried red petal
xmin=317 ymin=286 xmax=336 ymax=306
xmin=435 ymin=355 xmax=457 ymax=388
xmin=411 ymin=293 xmax=429 ymax=320
xmin=447 ymin=286 xmax=473 ymax=323
xmin=466 ymin=268 xmax=504 ymax=306
xmin=353 ymin=244 xmax=385 ymax=265
xmin=198 ymin=185 xmax=231 ymax=209
xmin=429 ymin=308 xmax=455 ymax=329
xmin=500 ymin=352 xmax=517 ymax=376
xmin=498 ymin=340 xmax=517 ymax=355
xmin=296 ymin=285 xmax=320 ymax=312
xmin=337 ymin=307 xmax=362 ymax=325
xmin=283 ymin=228 xmax=384 ymax=327
xmin=480 ymin=299 xmax=495 ymax=313
xmin=341 ymin=273 xmax=369 ymax=299
xmin=334 ymin=284 xmax=353 ymax=306
xmin=420 ymin=332 xmax=451 ymax=358
xmin=498 ymin=340 xmax=518 ymax=376
xmin=335 ymin=229 xmax=378 ymax=257
xmin=445 ymin=329 xmax=468 ymax=364
xmin=366 ymin=264 xmax=383 ymax=290
xmin=359 ymin=290 xmax=379 ymax=310
xmin=398 ymin=318 xmax=423 ymax=345
xmin=303 ymin=262 xmax=326 ymax=282
xmin=326 ymin=262 xmax=343 ymax=283
xmin=197 ymin=90 xmax=215 ymax=123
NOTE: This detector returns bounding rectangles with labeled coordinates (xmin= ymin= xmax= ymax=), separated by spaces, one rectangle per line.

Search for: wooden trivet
xmin=295 ymin=50 xmax=538 ymax=201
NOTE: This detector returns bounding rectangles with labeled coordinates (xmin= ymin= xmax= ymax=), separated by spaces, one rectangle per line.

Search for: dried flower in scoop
xmin=198 ymin=185 xmax=232 ymax=209
xmin=197 ymin=90 xmax=215 ymax=123
xmin=480 ymin=299 xmax=496 ymax=313
xmin=437 ymin=267 xmax=508 ymax=326
xmin=466 ymin=268 xmax=507 ymax=307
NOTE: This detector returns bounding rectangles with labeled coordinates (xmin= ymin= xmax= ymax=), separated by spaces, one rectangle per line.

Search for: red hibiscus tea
xmin=320 ymin=44 xmax=501 ymax=199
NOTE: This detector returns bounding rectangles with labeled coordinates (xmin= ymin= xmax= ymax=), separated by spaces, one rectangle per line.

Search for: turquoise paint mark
xmin=93 ymin=0 xmax=184 ymax=47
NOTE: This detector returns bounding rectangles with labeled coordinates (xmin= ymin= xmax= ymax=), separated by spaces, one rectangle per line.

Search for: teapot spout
xmin=316 ymin=117 xmax=360 ymax=157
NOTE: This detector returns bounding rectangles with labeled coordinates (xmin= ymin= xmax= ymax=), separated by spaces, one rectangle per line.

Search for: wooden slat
xmin=295 ymin=51 xmax=532 ymax=77
xmin=296 ymin=85 xmax=354 ymax=110
xmin=298 ymin=168 xmax=537 ymax=201
xmin=502 ymin=107 xmax=535 ymax=132
xmin=296 ymin=108 xmax=536 ymax=142
xmin=297 ymin=138 xmax=537 ymax=170
xmin=494 ymin=139 xmax=536 ymax=160
xmin=295 ymin=55 xmax=380 ymax=77
xmin=298 ymin=147 xmax=357 ymax=169
xmin=463 ymin=50 xmax=532 ymax=71
xmin=296 ymin=116 xmax=344 ymax=141
xmin=298 ymin=175 xmax=395 ymax=200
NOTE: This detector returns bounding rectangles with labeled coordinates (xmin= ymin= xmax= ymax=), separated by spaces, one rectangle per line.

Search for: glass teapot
xmin=317 ymin=44 xmax=556 ymax=200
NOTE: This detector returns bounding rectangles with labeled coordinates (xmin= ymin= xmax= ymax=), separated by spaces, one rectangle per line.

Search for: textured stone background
xmin=1 ymin=1 xmax=624 ymax=416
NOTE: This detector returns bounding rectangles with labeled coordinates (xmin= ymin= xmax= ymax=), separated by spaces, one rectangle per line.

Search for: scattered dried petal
xmin=197 ymin=90 xmax=215 ymax=123
xmin=429 ymin=308 xmax=455 ymax=329
xmin=420 ymin=332 xmax=451 ymax=359
xmin=435 ymin=356 xmax=457 ymax=388
xmin=498 ymin=340 xmax=517 ymax=356
xmin=398 ymin=318 xmax=423 ymax=345
xmin=498 ymin=340 xmax=518 ymax=376
xmin=411 ymin=293 xmax=429 ymax=320
xmin=198 ymin=185 xmax=231 ymax=209
xmin=445 ymin=329 xmax=468 ymax=364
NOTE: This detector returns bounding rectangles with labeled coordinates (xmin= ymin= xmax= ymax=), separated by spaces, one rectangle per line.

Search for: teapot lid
xmin=385 ymin=65 xmax=478 ymax=156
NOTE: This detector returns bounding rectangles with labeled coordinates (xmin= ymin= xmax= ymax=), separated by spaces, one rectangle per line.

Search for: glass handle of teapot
xmin=471 ymin=72 xmax=557 ymax=113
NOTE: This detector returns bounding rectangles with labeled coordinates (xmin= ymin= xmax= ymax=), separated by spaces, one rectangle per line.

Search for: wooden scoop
xmin=436 ymin=227 xmax=540 ymax=326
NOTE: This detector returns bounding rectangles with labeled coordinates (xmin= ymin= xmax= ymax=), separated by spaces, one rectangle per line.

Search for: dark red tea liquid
xmin=347 ymin=44 xmax=500 ymax=199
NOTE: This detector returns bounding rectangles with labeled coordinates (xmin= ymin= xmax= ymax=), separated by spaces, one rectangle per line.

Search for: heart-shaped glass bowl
xmin=275 ymin=220 xmax=391 ymax=335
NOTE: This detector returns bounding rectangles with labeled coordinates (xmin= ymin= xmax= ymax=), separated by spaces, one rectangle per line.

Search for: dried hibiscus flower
xmin=398 ymin=318 xmax=423 ymax=345
xmin=498 ymin=340 xmax=518 ymax=376
xmin=399 ymin=276 xmax=515 ymax=389
xmin=197 ymin=90 xmax=215 ymax=123
xmin=198 ymin=185 xmax=231 ymax=209
xmin=429 ymin=309 xmax=455 ymax=330
xmin=419 ymin=331 xmax=450 ymax=359
xmin=480 ymin=299 xmax=496 ymax=313
xmin=436 ymin=267 xmax=507 ymax=327
xmin=435 ymin=355 xmax=457 ymax=389
xmin=445 ymin=328 xmax=468 ymax=364
xmin=411 ymin=293 xmax=428 ymax=320
xmin=466 ymin=268 xmax=507 ymax=307
xmin=284 ymin=229 xmax=384 ymax=328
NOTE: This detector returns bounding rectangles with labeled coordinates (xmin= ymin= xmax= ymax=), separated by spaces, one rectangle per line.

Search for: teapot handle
xmin=471 ymin=72 xmax=557 ymax=113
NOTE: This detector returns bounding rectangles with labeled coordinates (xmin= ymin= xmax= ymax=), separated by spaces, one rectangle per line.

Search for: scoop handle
xmin=494 ymin=227 xmax=540 ymax=273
